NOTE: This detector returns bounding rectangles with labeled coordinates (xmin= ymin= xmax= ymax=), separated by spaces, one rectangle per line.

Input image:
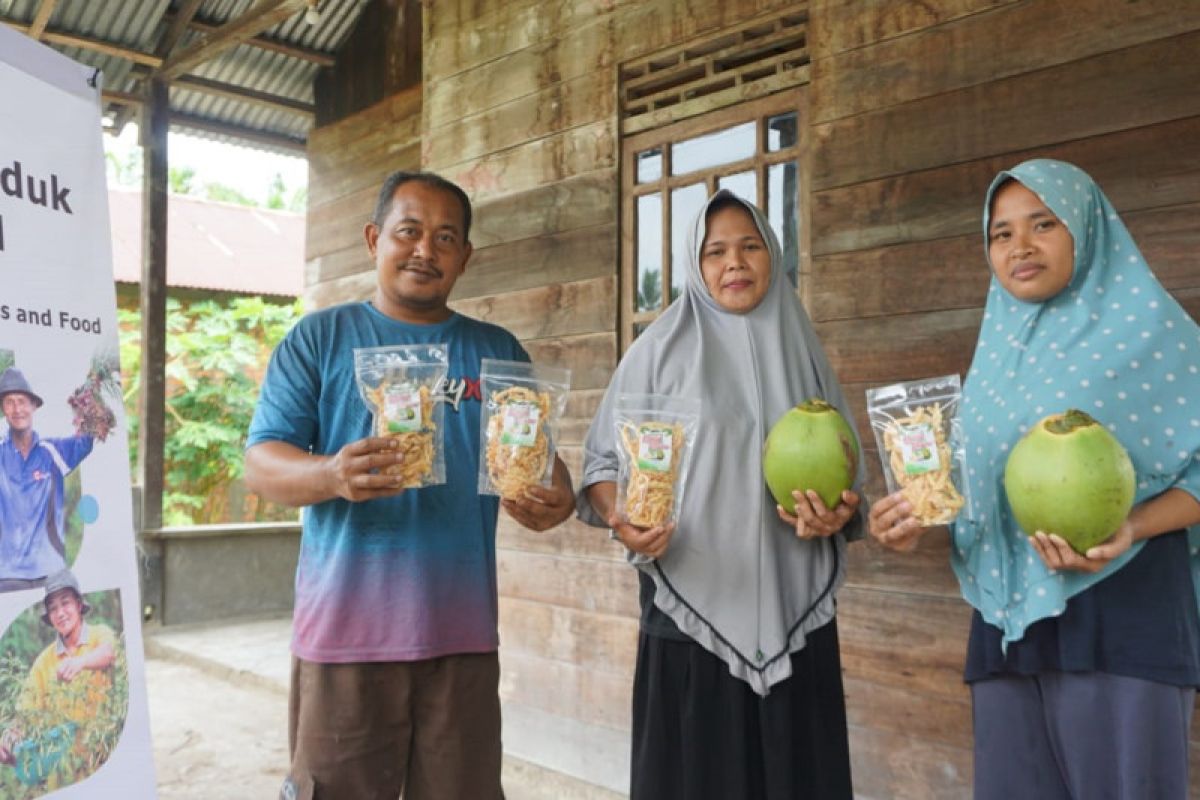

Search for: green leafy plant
xmin=118 ymin=296 xmax=302 ymax=526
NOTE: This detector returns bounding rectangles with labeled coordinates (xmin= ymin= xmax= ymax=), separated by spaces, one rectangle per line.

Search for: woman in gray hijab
xmin=577 ymin=190 xmax=865 ymax=799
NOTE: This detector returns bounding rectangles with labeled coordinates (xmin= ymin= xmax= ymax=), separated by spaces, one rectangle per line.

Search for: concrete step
xmin=144 ymin=616 xmax=627 ymax=799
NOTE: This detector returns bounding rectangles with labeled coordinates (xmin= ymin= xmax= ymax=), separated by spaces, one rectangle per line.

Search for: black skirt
xmin=630 ymin=618 xmax=852 ymax=800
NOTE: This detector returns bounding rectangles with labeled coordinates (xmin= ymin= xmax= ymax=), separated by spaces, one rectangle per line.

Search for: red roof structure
xmin=108 ymin=188 xmax=304 ymax=298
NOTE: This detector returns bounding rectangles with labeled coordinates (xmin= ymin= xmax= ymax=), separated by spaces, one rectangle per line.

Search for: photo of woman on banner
xmin=0 ymin=570 xmax=128 ymax=797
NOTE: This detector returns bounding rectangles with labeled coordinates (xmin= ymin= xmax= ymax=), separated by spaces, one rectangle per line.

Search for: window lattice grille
xmin=619 ymin=9 xmax=809 ymax=131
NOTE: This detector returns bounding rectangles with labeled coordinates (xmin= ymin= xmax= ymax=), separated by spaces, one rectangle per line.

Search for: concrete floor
xmin=144 ymin=617 xmax=624 ymax=800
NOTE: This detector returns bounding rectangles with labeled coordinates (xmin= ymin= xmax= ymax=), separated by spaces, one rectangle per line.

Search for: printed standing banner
xmin=0 ymin=25 xmax=156 ymax=798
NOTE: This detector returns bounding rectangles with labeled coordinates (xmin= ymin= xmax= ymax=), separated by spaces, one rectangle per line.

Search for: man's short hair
xmin=372 ymin=171 xmax=473 ymax=243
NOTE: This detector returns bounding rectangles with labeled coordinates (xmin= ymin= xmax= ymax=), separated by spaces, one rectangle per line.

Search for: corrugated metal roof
xmin=108 ymin=187 xmax=304 ymax=297
xmin=1 ymin=0 xmax=369 ymax=153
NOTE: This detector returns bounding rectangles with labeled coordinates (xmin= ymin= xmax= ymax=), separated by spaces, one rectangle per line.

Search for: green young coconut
xmin=763 ymin=398 xmax=859 ymax=514
xmin=1003 ymin=409 xmax=1135 ymax=554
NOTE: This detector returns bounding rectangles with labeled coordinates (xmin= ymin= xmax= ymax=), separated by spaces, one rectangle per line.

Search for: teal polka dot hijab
xmin=952 ymin=158 xmax=1200 ymax=647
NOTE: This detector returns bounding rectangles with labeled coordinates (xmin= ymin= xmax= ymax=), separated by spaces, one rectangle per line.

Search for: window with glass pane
xmin=768 ymin=161 xmax=799 ymax=286
xmin=671 ymin=122 xmax=755 ymax=175
xmin=718 ymin=170 xmax=756 ymax=204
xmin=622 ymin=92 xmax=808 ymax=349
xmin=636 ymin=147 xmax=663 ymax=183
xmin=670 ymin=184 xmax=707 ymax=301
xmin=636 ymin=193 xmax=663 ymax=312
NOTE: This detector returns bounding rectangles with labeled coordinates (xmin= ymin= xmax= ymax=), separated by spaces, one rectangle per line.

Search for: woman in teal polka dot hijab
xmin=955 ymin=158 xmax=1200 ymax=644
xmin=871 ymin=158 xmax=1200 ymax=798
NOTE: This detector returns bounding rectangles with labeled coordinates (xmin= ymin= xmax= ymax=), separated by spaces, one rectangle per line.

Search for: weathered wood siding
xmin=304 ymin=86 xmax=423 ymax=310
xmin=808 ymin=1 xmax=1200 ymax=796
xmin=299 ymin=0 xmax=1200 ymax=796
xmin=312 ymin=0 xmax=422 ymax=126
xmin=420 ymin=0 xmax=822 ymax=792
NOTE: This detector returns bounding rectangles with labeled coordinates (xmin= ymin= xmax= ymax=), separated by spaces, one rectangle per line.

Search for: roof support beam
xmin=184 ymin=16 xmax=335 ymax=66
xmin=138 ymin=78 xmax=169 ymax=536
xmin=2 ymin=21 xmax=163 ymax=66
xmin=173 ymin=74 xmax=315 ymax=119
xmin=3 ymin=16 xmax=334 ymax=68
xmin=26 ymin=0 xmax=58 ymax=39
xmin=156 ymin=0 xmax=206 ymax=58
xmin=102 ymin=89 xmax=143 ymax=107
xmin=158 ymin=0 xmax=309 ymax=81
xmin=126 ymin=65 xmax=316 ymax=119
xmin=102 ymin=90 xmax=307 ymax=153
xmin=135 ymin=77 xmax=169 ymax=621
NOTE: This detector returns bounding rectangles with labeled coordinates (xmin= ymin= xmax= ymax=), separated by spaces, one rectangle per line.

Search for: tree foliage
xmin=637 ymin=268 xmax=662 ymax=311
xmin=167 ymin=166 xmax=195 ymax=195
xmin=118 ymin=296 xmax=302 ymax=526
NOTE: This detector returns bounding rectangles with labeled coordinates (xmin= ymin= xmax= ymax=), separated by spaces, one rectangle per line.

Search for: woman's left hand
xmin=777 ymin=490 xmax=861 ymax=540
xmin=1028 ymin=520 xmax=1134 ymax=574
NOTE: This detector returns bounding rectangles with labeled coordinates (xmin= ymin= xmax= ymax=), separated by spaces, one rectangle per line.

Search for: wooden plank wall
xmin=304 ymin=86 xmax=423 ymax=310
xmin=312 ymin=0 xmax=422 ymax=126
xmin=421 ymin=0 xmax=800 ymax=792
xmin=808 ymin=1 xmax=1200 ymax=796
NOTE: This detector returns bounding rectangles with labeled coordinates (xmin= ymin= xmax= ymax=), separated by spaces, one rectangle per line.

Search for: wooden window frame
xmin=619 ymin=89 xmax=811 ymax=351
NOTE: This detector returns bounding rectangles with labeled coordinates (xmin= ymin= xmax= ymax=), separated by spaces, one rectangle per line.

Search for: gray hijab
xmin=577 ymin=190 xmax=864 ymax=695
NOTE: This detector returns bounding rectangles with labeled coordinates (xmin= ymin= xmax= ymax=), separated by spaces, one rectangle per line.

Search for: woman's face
xmin=987 ymin=181 xmax=1075 ymax=302
xmin=700 ymin=204 xmax=772 ymax=314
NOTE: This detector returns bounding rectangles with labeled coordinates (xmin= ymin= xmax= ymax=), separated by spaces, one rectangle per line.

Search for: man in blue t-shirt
xmin=246 ymin=171 xmax=574 ymax=799
xmin=0 ymin=369 xmax=94 ymax=591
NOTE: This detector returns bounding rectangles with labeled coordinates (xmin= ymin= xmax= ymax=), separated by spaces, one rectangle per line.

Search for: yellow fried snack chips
xmin=867 ymin=375 xmax=969 ymax=526
xmin=485 ymin=386 xmax=552 ymax=500
xmin=478 ymin=359 xmax=571 ymax=499
xmin=881 ymin=403 xmax=965 ymax=525
xmin=619 ymin=420 xmax=685 ymax=528
xmin=354 ymin=344 xmax=449 ymax=488
xmin=366 ymin=382 xmax=436 ymax=488
xmin=613 ymin=394 xmax=701 ymax=531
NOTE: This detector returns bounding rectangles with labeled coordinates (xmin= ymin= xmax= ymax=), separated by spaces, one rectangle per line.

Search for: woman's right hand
xmin=868 ymin=491 xmax=925 ymax=552
xmin=606 ymin=514 xmax=675 ymax=559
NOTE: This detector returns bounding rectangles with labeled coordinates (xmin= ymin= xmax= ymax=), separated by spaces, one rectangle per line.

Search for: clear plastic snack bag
xmin=614 ymin=394 xmax=702 ymax=529
xmin=478 ymin=358 xmax=571 ymax=499
xmin=866 ymin=374 xmax=969 ymax=526
xmin=353 ymin=343 xmax=449 ymax=488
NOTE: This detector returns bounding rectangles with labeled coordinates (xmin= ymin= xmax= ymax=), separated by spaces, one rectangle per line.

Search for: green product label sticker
xmin=637 ymin=426 xmax=673 ymax=472
xmin=898 ymin=423 xmax=940 ymax=475
xmin=384 ymin=386 xmax=422 ymax=433
xmin=499 ymin=402 xmax=540 ymax=447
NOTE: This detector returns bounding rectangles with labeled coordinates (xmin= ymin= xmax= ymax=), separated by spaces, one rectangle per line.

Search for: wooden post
xmin=137 ymin=78 xmax=168 ymax=620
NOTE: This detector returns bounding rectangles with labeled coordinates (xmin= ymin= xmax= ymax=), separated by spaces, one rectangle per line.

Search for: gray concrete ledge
xmin=144 ymin=617 xmax=629 ymax=799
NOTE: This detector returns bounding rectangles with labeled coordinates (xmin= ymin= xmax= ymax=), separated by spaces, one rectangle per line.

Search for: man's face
xmin=365 ymin=181 xmax=472 ymax=320
xmin=46 ymin=590 xmax=83 ymax=640
xmin=2 ymin=393 xmax=35 ymax=434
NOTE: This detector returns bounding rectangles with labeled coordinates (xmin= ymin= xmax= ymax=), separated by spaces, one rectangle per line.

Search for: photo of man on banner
xmin=0 ymin=570 xmax=127 ymax=797
xmin=0 ymin=367 xmax=95 ymax=593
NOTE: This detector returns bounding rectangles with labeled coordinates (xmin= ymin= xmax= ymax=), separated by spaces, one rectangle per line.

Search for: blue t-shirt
xmin=0 ymin=432 xmax=93 ymax=581
xmin=247 ymin=302 xmax=527 ymax=663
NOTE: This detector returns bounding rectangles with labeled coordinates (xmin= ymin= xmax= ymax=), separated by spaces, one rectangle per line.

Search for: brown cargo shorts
xmin=284 ymin=651 xmax=504 ymax=800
